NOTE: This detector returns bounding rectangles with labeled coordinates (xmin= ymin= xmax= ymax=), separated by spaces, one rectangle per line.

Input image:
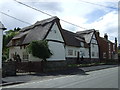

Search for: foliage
xmin=2 ymin=55 xmax=7 ymax=62
xmin=2 ymin=27 xmax=21 ymax=60
xmin=27 ymin=40 xmax=52 ymax=61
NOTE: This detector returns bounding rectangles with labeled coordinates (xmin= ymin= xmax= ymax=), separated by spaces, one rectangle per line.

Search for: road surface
xmin=3 ymin=67 xmax=118 ymax=88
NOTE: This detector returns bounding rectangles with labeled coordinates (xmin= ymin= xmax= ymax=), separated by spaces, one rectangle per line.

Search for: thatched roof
xmin=7 ymin=16 xmax=58 ymax=47
xmin=7 ymin=16 xmax=89 ymax=48
xmin=76 ymin=29 xmax=95 ymax=43
xmin=62 ymin=29 xmax=89 ymax=47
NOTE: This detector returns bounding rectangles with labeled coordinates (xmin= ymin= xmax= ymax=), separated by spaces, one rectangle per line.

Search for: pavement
xmin=1 ymin=64 xmax=118 ymax=86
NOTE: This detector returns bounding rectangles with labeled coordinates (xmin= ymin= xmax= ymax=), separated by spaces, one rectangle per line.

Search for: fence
xmin=2 ymin=61 xmax=43 ymax=77
xmin=16 ymin=61 xmax=43 ymax=73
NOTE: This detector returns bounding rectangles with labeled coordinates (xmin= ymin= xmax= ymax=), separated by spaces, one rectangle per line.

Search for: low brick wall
xmin=43 ymin=60 xmax=67 ymax=72
xmin=66 ymin=57 xmax=77 ymax=64
xmin=91 ymin=58 xmax=100 ymax=63
xmin=66 ymin=57 xmax=100 ymax=64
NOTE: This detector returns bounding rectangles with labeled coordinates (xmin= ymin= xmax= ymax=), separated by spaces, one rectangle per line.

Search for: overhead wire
xmin=79 ymin=0 xmax=118 ymax=10
xmin=0 ymin=11 xmax=31 ymax=25
xmin=13 ymin=0 xmax=87 ymax=29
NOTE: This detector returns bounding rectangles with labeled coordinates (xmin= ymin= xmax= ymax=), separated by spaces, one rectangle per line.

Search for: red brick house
xmin=96 ymin=31 xmax=118 ymax=62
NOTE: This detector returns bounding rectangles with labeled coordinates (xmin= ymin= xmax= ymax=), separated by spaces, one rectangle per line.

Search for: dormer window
xmin=12 ymin=39 xmax=20 ymax=46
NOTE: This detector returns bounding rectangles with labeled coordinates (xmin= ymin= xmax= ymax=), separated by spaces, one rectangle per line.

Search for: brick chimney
xmin=104 ymin=33 xmax=108 ymax=40
xmin=96 ymin=30 xmax=100 ymax=37
xmin=115 ymin=37 xmax=117 ymax=53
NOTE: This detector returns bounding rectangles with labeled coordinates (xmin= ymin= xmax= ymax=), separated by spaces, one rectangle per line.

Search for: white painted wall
xmin=46 ymin=22 xmax=65 ymax=61
xmin=9 ymin=46 xmax=42 ymax=62
xmin=47 ymin=41 xmax=65 ymax=61
xmin=29 ymin=54 xmax=42 ymax=61
xmin=65 ymin=46 xmax=80 ymax=58
xmin=80 ymin=48 xmax=89 ymax=58
xmin=65 ymin=46 xmax=89 ymax=58
xmin=9 ymin=46 xmax=24 ymax=60
xmin=46 ymin=22 xmax=64 ymax=42
xmin=90 ymin=34 xmax=99 ymax=58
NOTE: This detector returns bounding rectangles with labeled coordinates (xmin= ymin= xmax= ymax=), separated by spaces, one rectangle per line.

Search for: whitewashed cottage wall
xmin=9 ymin=46 xmax=41 ymax=61
xmin=65 ymin=46 xmax=89 ymax=58
xmin=90 ymin=34 xmax=99 ymax=58
xmin=46 ymin=22 xmax=65 ymax=61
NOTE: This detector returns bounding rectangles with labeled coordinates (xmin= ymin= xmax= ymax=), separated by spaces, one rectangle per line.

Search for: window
xmin=109 ymin=43 xmax=111 ymax=50
xmin=23 ymin=52 xmax=29 ymax=61
xmin=103 ymin=52 xmax=106 ymax=58
xmin=12 ymin=39 xmax=20 ymax=46
xmin=113 ymin=44 xmax=115 ymax=51
xmin=74 ymin=51 xmax=77 ymax=56
xmin=92 ymin=52 xmax=95 ymax=56
xmin=68 ymin=49 xmax=73 ymax=56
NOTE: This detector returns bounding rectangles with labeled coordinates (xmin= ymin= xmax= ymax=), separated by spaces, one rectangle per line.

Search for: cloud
xmin=27 ymin=2 xmax=63 ymax=14
xmin=60 ymin=16 xmax=87 ymax=32
xmin=0 ymin=0 xmax=118 ymax=43
xmin=0 ymin=0 xmax=63 ymax=30
xmin=84 ymin=11 xmax=117 ymax=43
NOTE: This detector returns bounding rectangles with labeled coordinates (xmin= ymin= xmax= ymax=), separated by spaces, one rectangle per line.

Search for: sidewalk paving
xmin=1 ymin=64 xmax=118 ymax=86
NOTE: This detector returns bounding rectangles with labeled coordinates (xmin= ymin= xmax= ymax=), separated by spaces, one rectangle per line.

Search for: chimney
xmin=104 ymin=33 xmax=108 ymax=40
xmin=115 ymin=37 xmax=117 ymax=44
xmin=96 ymin=30 xmax=100 ymax=37
xmin=115 ymin=37 xmax=117 ymax=52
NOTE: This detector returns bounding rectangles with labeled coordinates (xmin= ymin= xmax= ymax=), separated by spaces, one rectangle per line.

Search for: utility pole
xmin=0 ymin=22 xmax=6 ymax=71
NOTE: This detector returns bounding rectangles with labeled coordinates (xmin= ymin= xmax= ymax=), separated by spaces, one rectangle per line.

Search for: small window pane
xmin=68 ymin=50 xmax=73 ymax=56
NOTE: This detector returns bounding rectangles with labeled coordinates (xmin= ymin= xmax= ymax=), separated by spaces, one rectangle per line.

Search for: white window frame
xmin=23 ymin=52 xmax=29 ymax=61
xmin=68 ymin=49 xmax=73 ymax=56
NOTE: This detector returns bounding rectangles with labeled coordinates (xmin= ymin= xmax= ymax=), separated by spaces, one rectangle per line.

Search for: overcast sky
xmin=0 ymin=0 xmax=119 ymax=44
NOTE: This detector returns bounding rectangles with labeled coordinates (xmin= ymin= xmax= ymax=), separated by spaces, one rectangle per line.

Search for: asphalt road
xmin=3 ymin=67 xmax=118 ymax=88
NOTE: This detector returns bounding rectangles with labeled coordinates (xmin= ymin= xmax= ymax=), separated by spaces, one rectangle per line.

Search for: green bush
xmin=2 ymin=55 xmax=7 ymax=62
xmin=27 ymin=40 xmax=52 ymax=61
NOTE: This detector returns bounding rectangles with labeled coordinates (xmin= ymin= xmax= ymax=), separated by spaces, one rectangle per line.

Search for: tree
xmin=2 ymin=27 xmax=21 ymax=59
xmin=27 ymin=40 xmax=52 ymax=61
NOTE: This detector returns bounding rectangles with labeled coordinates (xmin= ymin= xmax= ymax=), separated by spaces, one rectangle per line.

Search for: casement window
xmin=113 ymin=44 xmax=115 ymax=51
xmin=12 ymin=39 xmax=20 ymax=46
xmin=68 ymin=49 xmax=73 ymax=56
xmin=74 ymin=50 xmax=77 ymax=56
xmin=109 ymin=43 xmax=111 ymax=50
xmin=23 ymin=52 xmax=29 ymax=61
xmin=103 ymin=52 xmax=106 ymax=58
